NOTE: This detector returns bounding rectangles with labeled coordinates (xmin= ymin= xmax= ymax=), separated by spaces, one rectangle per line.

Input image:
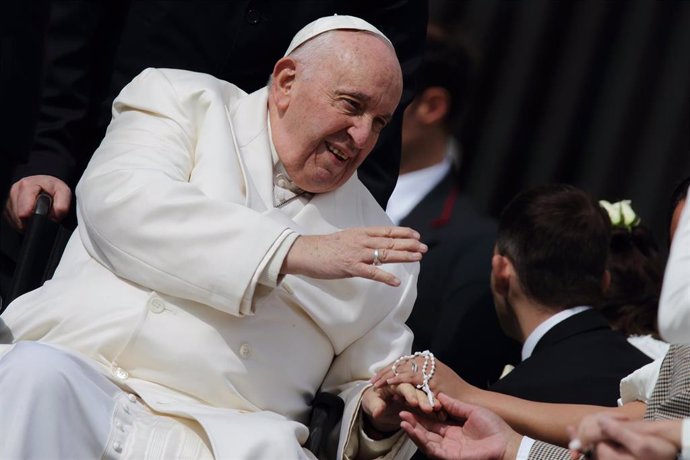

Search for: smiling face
xmin=268 ymin=31 xmax=403 ymax=193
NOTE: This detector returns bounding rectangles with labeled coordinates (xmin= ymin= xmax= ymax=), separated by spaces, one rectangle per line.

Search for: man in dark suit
xmin=386 ymin=27 xmax=520 ymax=388
xmin=487 ymin=184 xmax=651 ymax=405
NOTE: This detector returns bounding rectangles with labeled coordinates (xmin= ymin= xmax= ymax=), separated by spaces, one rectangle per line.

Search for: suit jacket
xmin=529 ymin=344 xmax=690 ymax=459
xmin=400 ymin=171 xmax=521 ymax=388
xmin=490 ymin=309 xmax=651 ymax=406
xmin=0 ymin=69 xmax=418 ymax=459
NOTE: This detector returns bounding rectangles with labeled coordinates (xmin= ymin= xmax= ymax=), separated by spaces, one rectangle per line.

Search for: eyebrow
xmin=335 ymin=90 xmax=394 ymax=122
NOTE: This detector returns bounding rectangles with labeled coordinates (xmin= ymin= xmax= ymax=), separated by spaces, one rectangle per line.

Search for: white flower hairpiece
xmin=599 ymin=199 xmax=641 ymax=230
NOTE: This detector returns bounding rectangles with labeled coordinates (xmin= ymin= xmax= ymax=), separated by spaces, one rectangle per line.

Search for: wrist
xmin=504 ymin=433 xmax=523 ymax=460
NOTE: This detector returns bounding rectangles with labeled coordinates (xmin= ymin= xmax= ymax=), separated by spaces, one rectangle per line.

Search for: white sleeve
xmin=516 ymin=436 xmax=536 ymax=460
xmin=659 ymin=191 xmax=690 ymax=343
xmin=76 ymin=68 xmax=292 ymax=316
xmin=618 ymin=357 xmax=664 ymax=405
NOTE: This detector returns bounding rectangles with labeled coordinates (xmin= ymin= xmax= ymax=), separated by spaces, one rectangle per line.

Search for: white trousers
xmin=0 ymin=342 xmax=212 ymax=460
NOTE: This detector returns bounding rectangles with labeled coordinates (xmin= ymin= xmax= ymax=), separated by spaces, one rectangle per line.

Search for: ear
xmin=601 ymin=269 xmax=611 ymax=294
xmin=491 ymin=254 xmax=513 ymax=297
xmin=412 ymin=86 xmax=450 ymax=126
xmin=270 ymin=57 xmax=297 ymax=112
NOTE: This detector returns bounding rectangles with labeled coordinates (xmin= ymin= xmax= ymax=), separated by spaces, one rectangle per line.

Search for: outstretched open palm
xmin=400 ymin=393 xmax=518 ymax=460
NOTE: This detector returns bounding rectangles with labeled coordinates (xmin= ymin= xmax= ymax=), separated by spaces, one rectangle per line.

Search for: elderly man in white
xmin=0 ymin=16 xmax=429 ymax=460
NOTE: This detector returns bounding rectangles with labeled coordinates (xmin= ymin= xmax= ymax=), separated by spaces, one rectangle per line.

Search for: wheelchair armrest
xmin=3 ymin=193 xmax=61 ymax=310
xmin=306 ymin=391 xmax=344 ymax=459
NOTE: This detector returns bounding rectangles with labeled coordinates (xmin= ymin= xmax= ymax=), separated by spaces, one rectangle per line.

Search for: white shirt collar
xmin=386 ymin=139 xmax=459 ymax=225
xmin=521 ymin=305 xmax=592 ymax=361
xmin=267 ymin=114 xmax=311 ymax=208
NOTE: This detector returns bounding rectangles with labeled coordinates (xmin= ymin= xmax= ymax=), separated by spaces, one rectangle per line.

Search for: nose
xmin=347 ymin=117 xmax=375 ymax=149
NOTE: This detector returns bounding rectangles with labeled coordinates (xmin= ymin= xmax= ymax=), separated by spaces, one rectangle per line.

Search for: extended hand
xmin=4 ymin=175 xmax=72 ymax=231
xmin=400 ymin=393 xmax=521 ymax=460
xmin=371 ymin=355 xmax=470 ymax=408
xmin=361 ymin=383 xmax=435 ymax=434
xmin=571 ymin=417 xmax=680 ymax=460
xmin=282 ymin=226 xmax=427 ymax=286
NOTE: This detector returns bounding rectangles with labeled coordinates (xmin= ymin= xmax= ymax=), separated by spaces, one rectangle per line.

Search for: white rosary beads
xmin=392 ymin=350 xmax=436 ymax=405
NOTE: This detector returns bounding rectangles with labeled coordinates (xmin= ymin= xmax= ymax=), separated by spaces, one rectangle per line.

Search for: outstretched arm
xmin=282 ymin=226 xmax=426 ymax=287
xmin=374 ymin=356 xmax=645 ymax=447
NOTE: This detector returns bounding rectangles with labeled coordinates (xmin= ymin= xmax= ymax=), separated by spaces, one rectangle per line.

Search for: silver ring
xmin=372 ymin=249 xmax=382 ymax=266
xmin=411 ymin=361 xmax=418 ymax=374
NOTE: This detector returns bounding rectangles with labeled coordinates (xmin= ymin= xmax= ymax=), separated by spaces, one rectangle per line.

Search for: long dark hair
xmin=598 ymin=225 xmax=664 ymax=337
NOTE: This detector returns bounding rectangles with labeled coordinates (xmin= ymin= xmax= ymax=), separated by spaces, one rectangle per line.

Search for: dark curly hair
xmin=598 ymin=225 xmax=664 ymax=337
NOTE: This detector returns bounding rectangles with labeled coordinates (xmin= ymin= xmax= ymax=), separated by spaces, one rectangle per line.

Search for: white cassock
xmin=0 ymin=68 xmax=418 ymax=459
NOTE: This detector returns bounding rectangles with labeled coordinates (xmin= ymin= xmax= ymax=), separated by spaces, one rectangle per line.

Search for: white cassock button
xmin=149 ymin=298 xmax=165 ymax=313
xmin=239 ymin=343 xmax=251 ymax=359
xmin=113 ymin=441 xmax=123 ymax=453
xmin=128 ymin=393 xmax=137 ymax=403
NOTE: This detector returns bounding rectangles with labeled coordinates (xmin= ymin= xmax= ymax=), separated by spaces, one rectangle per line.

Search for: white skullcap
xmin=283 ymin=14 xmax=393 ymax=57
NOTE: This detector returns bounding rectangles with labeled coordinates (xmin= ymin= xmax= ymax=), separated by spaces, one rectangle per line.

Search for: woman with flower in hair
xmin=598 ymin=200 xmax=668 ymax=359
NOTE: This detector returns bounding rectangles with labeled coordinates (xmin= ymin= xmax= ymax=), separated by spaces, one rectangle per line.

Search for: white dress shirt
xmin=385 ymin=139 xmax=459 ymax=225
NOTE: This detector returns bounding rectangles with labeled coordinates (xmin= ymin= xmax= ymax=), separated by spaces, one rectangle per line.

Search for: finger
xmin=416 ymin=388 xmax=436 ymax=413
xmin=13 ymin=182 xmax=42 ymax=221
xmin=362 ymin=244 xmax=425 ymax=266
xmin=385 ymin=375 xmax=414 ymax=387
xmin=437 ymin=393 xmax=476 ymax=420
xmin=49 ymin=186 xmax=72 ymax=221
xmin=598 ymin=418 xmax=651 ymax=457
xmin=595 ymin=441 xmax=634 ymax=460
xmin=386 ymin=368 xmax=422 ymax=386
xmin=400 ymin=411 xmax=446 ymax=439
xmin=397 ymin=383 xmax=421 ymax=408
xmin=373 ymin=368 xmax=398 ymax=387
xmin=366 ymin=226 xmax=421 ymax=240
xmin=400 ymin=420 xmax=436 ymax=456
xmin=370 ymin=368 xmax=390 ymax=385
xmin=361 ymin=264 xmax=401 ymax=287
xmin=399 ymin=410 xmax=418 ymax=426
xmin=376 ymin=248 xmax=425 ymax=265
xmin=4 ymin=197 xmax=24 ymax=231
xmin=367 ymin=238 xmax=428 ymax=257
xmin=401 ymin=422 xmax=446 ymax=458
